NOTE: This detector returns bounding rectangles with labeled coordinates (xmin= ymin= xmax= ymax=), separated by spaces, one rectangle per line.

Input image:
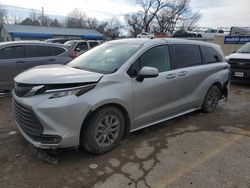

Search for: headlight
xmin=48 ymin=84 xmax=96 ymax=99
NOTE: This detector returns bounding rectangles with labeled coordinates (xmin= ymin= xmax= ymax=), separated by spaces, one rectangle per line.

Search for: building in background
xmin=0 ymin=24 xmax=105 ymax=41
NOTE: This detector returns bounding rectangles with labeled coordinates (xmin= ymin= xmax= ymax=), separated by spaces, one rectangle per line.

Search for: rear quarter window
xmin=26 ymin=45 xmax=52 ymax=58
xmin=171 ymin=44 xmax=202 ymax=69
xmin=201 ymin=46 xmax=222 ymax=64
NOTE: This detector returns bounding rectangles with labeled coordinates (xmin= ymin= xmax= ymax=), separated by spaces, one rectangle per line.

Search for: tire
xmin=81 ymin=107 xmax=125 ymax=154
xmin=202 ymin=85 xmax=221 ymax=113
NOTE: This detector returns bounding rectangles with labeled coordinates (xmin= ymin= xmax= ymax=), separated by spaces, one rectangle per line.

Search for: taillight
xmin=70 ymin=50 xmax=78 ymax=59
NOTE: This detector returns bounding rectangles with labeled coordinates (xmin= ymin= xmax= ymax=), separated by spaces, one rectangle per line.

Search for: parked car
xmin=13 ymin=38 xmax=229 ymax=154
xmin=0 ymin=41 xmax=73 ymax=90
xmin=197 ymin=29 xmax=225 ymax=39
xmin=45 ymin=38 xmax=70 ymax=44
xmin=172 ymin=29 xmax=197 ymax=38
xmin=137 ymin=32 xmax=154 ymax=39
xmin=64 ymin=40 xmax=101 ymax=56
xmin=225 ymin=42 xmax=250 ymax=83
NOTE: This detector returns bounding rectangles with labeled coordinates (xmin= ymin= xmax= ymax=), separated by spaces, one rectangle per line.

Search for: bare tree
xmin=179 ymin=11 xmax=201 ymax=31
xmin=0 ymin=4 xmax=8 ymax=24
xmin=86 ymin=17 xmax=99 ymax=29
xmin=124 ymin=13 xmax=144 ymax=37
xmin=154 ymin=0 xmax=190 ymax=33
xmin=65 ymin=8 xmax=87 ymax=28
xmin=50 ymin=18 xmax=61 ymax=27
xmin=21 ymin=9 xmax=40 ymax=26
xmin=97 ymin=17 xmax=123 ymax=39
xmin=137 ymin=0 xmax=170 ymax=32
xmin=40 ymin=15 xmax=52 ymax=26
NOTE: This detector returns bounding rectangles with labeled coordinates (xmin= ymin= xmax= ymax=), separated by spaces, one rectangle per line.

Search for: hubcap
xmin=95 ymin=114 xmax=120 ymax=147
xmin=207 ymin=89 xmax=218 ymax=111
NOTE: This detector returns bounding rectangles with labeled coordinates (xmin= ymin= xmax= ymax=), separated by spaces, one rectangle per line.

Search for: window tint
xmin=129 ymin=45 xmax=171 ymax=77
xmin=0 ymin=46 xmax=25 ymax=59
xmin=26 ymin=45 xmax=52 ymax=58
xmin=52 ymin=47 xmax=66 ymax=56
xmin=201 ymin=46 xmax=222 ymax=64
xmin=76 ymin=42 xmax=88 ymax=51
xmin=89 ymin=42 xmax=99 ymax=48
xmin=172 ymin=44 xmax=202 ymax=69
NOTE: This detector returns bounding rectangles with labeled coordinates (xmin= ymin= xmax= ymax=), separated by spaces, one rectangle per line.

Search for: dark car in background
xmin=173 ymin=29 xmax=197 ymax=38
xmin=0 ymin=41 xmax=73 ymax=90
xmin=225 ymin=43 xmax=250 ymax=83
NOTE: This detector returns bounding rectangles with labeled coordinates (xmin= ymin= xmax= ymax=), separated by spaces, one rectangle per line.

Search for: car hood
xmin=226 ymin=53 xmax=250 ymax=60
xmin=14 ymin=64 xmax=104 ymax=84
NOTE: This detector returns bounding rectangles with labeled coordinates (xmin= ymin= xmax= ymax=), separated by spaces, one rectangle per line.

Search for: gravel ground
xmin=0 ymin=83 xmax=250 ymax=188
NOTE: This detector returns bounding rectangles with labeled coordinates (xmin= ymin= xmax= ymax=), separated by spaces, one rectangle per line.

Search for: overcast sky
xmin=1 ymin=0 xmax=250 ymax=28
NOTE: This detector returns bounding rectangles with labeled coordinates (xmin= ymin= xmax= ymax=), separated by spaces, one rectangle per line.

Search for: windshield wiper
xmin=72 ymin=66 xmax=82 ymax=70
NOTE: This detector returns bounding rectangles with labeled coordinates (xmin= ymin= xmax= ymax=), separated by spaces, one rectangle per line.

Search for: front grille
xmin=229 ymin=59 xmax=250 ymax=70
xmin=13 ymin=99 xmax=62 ymax=144
xmin=13 ymin=99 xmax=43 ymax=138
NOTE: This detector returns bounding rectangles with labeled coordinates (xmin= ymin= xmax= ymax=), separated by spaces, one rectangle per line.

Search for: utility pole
xmin=41 ymin=6 xmax=44 ymax=26
xmin=42 ymin=6 xmax=44 ymax=18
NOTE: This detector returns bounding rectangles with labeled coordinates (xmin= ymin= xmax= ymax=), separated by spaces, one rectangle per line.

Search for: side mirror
xmin=75 ymin=48 xmax=81 ymax=52
xmin=136 ymin=66 xmax=159 ymax=82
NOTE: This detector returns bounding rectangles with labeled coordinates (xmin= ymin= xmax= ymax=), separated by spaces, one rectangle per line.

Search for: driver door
xmin=129 ymin=45 xmax=182 ymax=130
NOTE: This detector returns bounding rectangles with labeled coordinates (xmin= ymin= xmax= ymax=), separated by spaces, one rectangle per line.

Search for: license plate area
xmin=234 ymin=72 xmax=244 ymax=77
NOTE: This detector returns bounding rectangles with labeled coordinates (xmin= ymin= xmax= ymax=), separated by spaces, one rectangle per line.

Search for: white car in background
xmin=197 ymin=29 xmax=225 ymax=39
xmin=225 ymin=42 xmax=250 ymax=82
xmin=137 ymin=32 xmax=154 ymax=39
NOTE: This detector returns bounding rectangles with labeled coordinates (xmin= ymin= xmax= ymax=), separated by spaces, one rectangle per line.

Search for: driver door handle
xmin=166 ymin=73 xmax=177 ymax=79
xmin=178 ymin=71 xmax=188 ymax=77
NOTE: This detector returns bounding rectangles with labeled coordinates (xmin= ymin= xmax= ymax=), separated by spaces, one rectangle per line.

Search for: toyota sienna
xmin=13 ymin=38 xmax=230 ymax=154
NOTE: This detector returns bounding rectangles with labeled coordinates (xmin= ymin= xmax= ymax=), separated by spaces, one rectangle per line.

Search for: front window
xmin=68 ymin=43 xmax=140 ymax=74
xmin=237 ymin=43 xmax=250 ymax=53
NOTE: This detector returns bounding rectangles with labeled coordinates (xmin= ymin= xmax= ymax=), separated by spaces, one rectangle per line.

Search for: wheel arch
xmin=79 ymin=103 xmax=131 ymax=144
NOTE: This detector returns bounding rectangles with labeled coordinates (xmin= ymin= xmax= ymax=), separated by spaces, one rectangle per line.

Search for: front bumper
xmin=230 ymin=69 xmax=250 ymax=82
xmin=12 ymin=92 xmax=91 ymax=149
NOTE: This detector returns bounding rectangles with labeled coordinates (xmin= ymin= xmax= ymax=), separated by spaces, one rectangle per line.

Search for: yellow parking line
xmin=154 ymin=134 xmax=243 ymax=188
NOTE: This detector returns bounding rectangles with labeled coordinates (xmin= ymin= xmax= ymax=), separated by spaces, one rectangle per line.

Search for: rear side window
xmin=76 ymin=42 xmax=88 ymax=51
xmin=26 ymin=45 xmax=52 ymax=58
xmin=128 ymin=45 xmax=171 ymax=77
xmin=52 ymin=47 xmax=66 ymax=56
xmin=89 ymin=42 xmax=99 ymax=48
xmin=0 ymin=46 xmax=25 ymax=59
xmin=172 ymin=44 xmax=202 ymax=69
xmin=201 ymin=46 xmax=222 ymax=64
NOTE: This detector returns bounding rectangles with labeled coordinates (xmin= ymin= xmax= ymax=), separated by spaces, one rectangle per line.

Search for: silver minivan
xmin=13 ymin=38 xmax=230 ymax=154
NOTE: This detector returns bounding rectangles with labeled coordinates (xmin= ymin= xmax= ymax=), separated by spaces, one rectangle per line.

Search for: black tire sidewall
xmin=81 ymin=107 xmax=125 ymax=154
xmin=203 ymin=86 xmax=220 ymax=113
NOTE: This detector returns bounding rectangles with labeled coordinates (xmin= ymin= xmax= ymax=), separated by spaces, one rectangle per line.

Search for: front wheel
xmin=81 ymin=107 xmax=125 ymax=154
xmin=202 ymin=86 xmax=221 ymax=113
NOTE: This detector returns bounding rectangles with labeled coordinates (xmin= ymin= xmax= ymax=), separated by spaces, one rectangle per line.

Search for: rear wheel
xmin=81 ymin=107 xmax=125 ymax=154
xmin=202 ymin=85 xmax=221 ymax=113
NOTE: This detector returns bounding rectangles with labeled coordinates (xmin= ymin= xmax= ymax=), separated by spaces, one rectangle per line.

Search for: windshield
xmin=68 ymin=43 xmax=140 ymax=74
xmin=64 ymin=41 xmax=77 ymax=49
xmin=237 ymin=43 xmax=250 ymax=53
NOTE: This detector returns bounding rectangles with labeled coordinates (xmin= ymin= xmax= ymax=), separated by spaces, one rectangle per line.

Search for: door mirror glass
xmin=136 ymin=66 xmax=159 ymax=82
